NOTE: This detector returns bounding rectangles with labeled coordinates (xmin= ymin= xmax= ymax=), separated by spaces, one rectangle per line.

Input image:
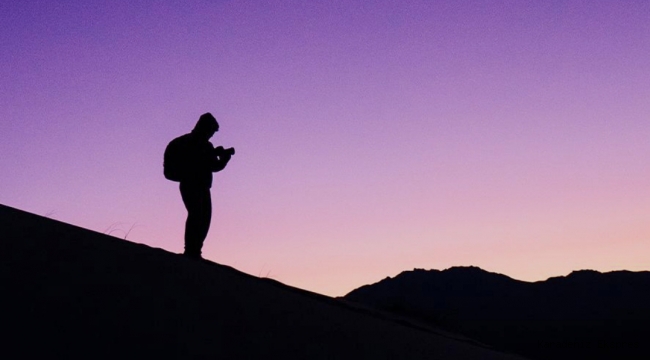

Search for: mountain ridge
xmin=344 ymin=265 xmax=650 ymax=360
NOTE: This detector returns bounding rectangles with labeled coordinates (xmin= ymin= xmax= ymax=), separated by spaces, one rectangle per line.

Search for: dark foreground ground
xmin=0 ymin=204 xmax=526 ymax=360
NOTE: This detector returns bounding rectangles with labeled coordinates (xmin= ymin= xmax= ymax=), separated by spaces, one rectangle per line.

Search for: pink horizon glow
xmin=2 ymin=1 xmax=649 ymax=296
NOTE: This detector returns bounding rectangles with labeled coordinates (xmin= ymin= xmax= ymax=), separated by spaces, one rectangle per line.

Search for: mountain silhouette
xmin=0 ymin=204 xmax=526 ymax=360
xmin=344 ymin=266 xmax=650 ymax=360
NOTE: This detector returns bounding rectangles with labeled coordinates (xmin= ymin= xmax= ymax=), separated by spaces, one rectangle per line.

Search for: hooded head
xmin=192 ymin=112 xmax=219 ymax=140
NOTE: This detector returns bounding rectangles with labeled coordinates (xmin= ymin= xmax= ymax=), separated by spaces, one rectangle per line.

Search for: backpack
xmin=163 ymin=135 xmax=189 ymax=182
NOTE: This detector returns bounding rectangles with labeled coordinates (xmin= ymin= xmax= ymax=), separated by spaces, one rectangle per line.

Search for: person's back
xmin=173 ymin=132 xmax=216 ymax=189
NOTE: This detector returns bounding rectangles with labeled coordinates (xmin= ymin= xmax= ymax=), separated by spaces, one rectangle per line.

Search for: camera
xmin=215 ymin=146 xmax=235 ymax=156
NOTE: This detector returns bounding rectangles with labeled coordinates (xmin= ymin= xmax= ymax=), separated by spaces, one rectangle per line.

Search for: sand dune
xmin=0 ymin=204 xmax=527 ymax=359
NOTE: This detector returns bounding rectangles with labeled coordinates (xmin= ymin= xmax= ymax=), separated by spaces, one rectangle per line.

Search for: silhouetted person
xmin=164 ymin=113 xmax=234 ymax=259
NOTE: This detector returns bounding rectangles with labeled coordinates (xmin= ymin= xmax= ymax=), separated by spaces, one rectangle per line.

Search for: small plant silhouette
xmin=103 ymin=222 xmax=141 ymax=240
xmin=258 ymin=264 xmax=273 ymax=279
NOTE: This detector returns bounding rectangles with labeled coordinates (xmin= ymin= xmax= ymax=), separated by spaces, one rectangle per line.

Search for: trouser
xmin=179 ymin=183 xmax=212 ymax=257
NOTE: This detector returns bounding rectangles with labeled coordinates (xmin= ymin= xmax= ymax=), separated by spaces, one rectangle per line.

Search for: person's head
xmin=192 ymin=112 xmax=219 ymax=140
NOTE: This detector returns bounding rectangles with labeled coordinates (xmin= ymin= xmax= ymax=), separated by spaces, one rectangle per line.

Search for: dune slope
xmin=0 ymin=204 xmax=525 ymax=359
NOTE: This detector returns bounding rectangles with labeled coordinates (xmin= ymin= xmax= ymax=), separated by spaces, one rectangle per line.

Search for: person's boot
xmin=183 ymin=249 xmax=202 ymax=260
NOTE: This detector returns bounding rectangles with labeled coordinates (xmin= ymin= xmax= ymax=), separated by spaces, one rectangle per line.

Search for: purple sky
xmin=2 ymin=1 xmax=649 ymax=296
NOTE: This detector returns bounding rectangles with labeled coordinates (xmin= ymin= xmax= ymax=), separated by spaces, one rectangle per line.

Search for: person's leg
xmin=180 ymin=183 xmax=212 ymax=258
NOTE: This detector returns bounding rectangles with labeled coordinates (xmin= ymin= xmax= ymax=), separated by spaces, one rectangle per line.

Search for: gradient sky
xmin=2 ymin=1 xmax=649 ymax=296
